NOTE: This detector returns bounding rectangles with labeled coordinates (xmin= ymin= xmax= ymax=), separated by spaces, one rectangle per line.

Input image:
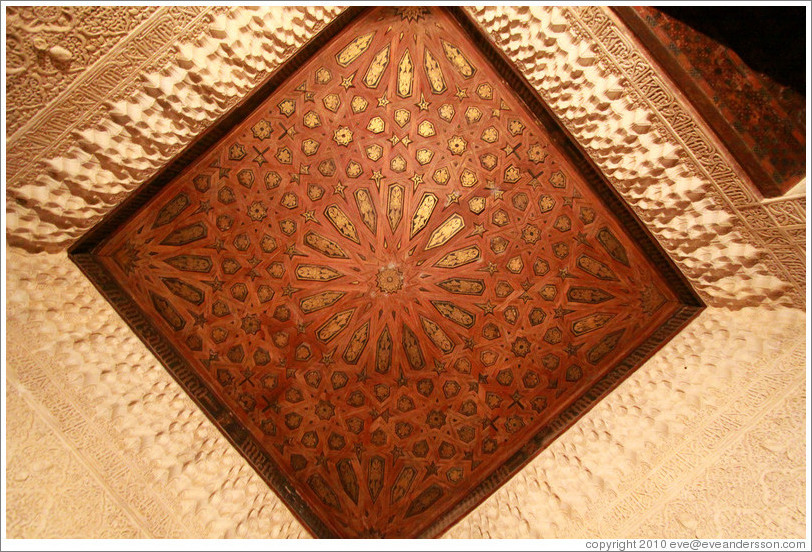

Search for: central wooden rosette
xmin=376 ymin=266 xmax=404 ymax=294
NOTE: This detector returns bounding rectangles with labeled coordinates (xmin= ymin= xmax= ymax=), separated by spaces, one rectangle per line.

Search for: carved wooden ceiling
xmin=71 ymin=6 xmax=702 ymax=538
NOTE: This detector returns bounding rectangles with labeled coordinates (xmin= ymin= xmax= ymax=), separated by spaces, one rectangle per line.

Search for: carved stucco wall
xmin=5 ymin=6 xmax=806 ymax=539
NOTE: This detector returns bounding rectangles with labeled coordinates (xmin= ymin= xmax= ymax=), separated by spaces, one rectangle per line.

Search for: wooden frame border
xmin=70 ymin=7 xmax=704 ymax=539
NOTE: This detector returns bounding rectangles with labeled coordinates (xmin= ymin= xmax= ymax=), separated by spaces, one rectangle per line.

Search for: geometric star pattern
xmin=95 ymin=6 xmax=688 ymax=538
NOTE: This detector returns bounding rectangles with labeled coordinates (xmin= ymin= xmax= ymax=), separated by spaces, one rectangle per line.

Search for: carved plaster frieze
xmin=6 ymin=5 xmax=162 ymax=136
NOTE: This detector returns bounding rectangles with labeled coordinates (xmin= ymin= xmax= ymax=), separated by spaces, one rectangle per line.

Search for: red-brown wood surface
xmin=98 ymin=7 xmax=683 ymax=538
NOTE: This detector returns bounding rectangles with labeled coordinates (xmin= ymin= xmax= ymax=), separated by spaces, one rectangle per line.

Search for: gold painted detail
xmin=387 ymin=184 xmax=405 ymax=233
xmin=324 ymin=204 xmax=361 ymax=244
xmin=597 ymin=227 xmax=630 ymax=267
xmin=343 ymin=321 xmax=370 ymax=364
xmin=416 ymin=149 xmax=434 ymax=165
xmin=354 ymin=188 xmax=377 ymax=235
xmin=164 ymin=255 xmax=212 ymax=273
xmin=447 ymin=135 xmax=467 ymax=155
xmin=351 ymin=95 xmax=368 ymax=113
xmin=308 ymin=474 xmax=340 ymax=509
xmin=410 ymin=193 xmax=438 ymax=238
xmin=303 ymin=111 xmax=321 ymax=128
xmin=323 ymin=93 xmax=341 ymax=112
xmin=464 ymin=106 xmax=482 ymax=124
xmin=278 ymin=99 xmax=296 ymax=117
xmin=577 ymin=254 xmax=619 ymax=281
xmin=363 ymin=44 xmax=390 ymax=89
xmin=346 ymin=161 xmax=363 ymax=178
xmin=316 ymin=309 xmax=355 ymax=343
xmin=367 ymin=116 xmax=385 ymax=134
xmin=571 ymin=312 xmax=615 ymax=336
xmin=160 ymin=222 xmax=206 ymax=246
xmin=150 ymin=292 xmax=185 ymax=331
xmin=440 ymin=39 xmax=476 ymax=79
xmin=366 ymin=144 xmax=383 ymax=161
xmin=336 ymin=31 xmax=376 ymax=67
xmin=481 ymin=126 xmax=499 ymax=143
xmin=434 ymin=245 xmax=481 ymax=268
xmin=295 ymin=264 xmax=344 ymax=281
xmin=161 ymin=277 xmax=204 ymax=305
xmin=417 ymin=121 xmax=435 ymax=137
xmin=425 ymin=214 xmax=465 ymax=250
xmin=468 ymin=197 xmax=486 ymax=214
xmin=549 ymin=170 xmax=567 ymax=188
xmin=301 ymin=138 xmax=320 ymax=156
xmin=420 ymin=316 xmax=455 ymax=353
xmin=397 ymin=49 xmax=414 ymax=98
xmin=423 ymin=48 xmax=447 ymax=94
xmin=336 ymin=459 xmax=359 ymax=504
xmin=304 ymin=231 xmax=349 ymax=259
xmin=376 ymin=326 xmax=393 ymax=374
xmin=438 ymin=103 xmax=454 ymax=122
xmin=476 ymin=83 xmax=493 ymax=99
xmin=368 ymin=455 xmax=385 ymax=503
xmin=460 ymin=169 xmax=478 ymax=187
xmin=432 ymin=167 xmax=450 ymax=185
xmin=315 ymin=67 xmax=332 ymax=84
xmin=394 ymin=109 xmax=411 ymax=128
xmin=508 ymin=119 xmax=525 ymax=136
xmin=390 ymin=155 xmax=407 ymax=173
xmin=506 ymin=256 xmax=524 ymax=273
xmin=391 ymin=467 xmax=417 ymax=504
xmin=587 ymin=329 xmax=625 ymax=365
xmin=402 ymin=323 xmax=425 ymax=370
xmin=333 ymin=126 xmax=353 ymax=146
xmin=436 ymin=278 xmax=485 ymax=295
xmin=300 ymin=291 xmax=346 ymax=314
xmin=431 ymin=300 xmax=475 ymax=328
xmin=153 ymin=193 xmax=189 ymax=228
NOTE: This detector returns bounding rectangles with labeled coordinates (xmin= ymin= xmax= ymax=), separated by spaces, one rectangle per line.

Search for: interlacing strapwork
xmin=98 ymin=7 xmax=682 ymax=537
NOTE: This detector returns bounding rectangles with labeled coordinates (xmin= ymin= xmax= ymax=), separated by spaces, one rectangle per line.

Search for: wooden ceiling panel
xmin=72 ymin=7 xmax=702 ymax=538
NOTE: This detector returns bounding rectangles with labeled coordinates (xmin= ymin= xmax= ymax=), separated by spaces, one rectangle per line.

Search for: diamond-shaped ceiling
xmin=74 ymin=6 xmax=701 ymax=538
